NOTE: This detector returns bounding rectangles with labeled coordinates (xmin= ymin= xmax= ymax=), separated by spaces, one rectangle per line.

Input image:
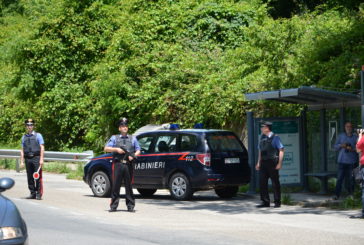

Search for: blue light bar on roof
xmin=194 ymin=123 xmax=204 ymax=129
xmin=169 ymin=124 xmax=180 ymax=130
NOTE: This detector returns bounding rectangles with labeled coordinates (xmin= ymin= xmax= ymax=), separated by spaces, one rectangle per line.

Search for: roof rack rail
xmin=134 ymin=123 xmax=179 ymax=135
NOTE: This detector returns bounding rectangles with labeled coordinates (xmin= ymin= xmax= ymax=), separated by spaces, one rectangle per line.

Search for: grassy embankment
xmin=0 ymin=159 xmax=84 ymax=180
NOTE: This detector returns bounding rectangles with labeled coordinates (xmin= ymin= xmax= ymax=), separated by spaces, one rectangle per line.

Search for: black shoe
xmin=349 ymin=215 xmax=364 ymax=219
xmin=256 ymin=203 xmax=270 ymax=208
xmin=274 ymin=203 xmax=281 ymax=208
xmin=36 ymin=194 xmax=42 ymax=200
xmin=127 ymin=207 xmax=135 ymax=213
xmin=26 ymin=194 xmax=36 ymax=199
xmin=109 ymin=208 xmax=117 ymax=212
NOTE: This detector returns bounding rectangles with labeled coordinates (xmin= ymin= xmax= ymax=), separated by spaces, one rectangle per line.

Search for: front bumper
xmin=0 ymin=236 xmax=28 ymax=245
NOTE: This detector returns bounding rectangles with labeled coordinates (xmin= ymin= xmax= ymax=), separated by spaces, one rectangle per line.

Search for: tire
xmin=91 ymin=171 xmax=111 ymax=197
xmin=169 ymin=173 xmax=192 ymax=200
xmin=137 ymin=188 xmax=157 ymax=197
xmin=215 ymin=186 xmax=239 ymax=199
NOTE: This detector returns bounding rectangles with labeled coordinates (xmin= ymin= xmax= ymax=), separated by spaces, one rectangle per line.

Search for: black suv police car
xmin=83 ymin=127 xmax=250 ymax=200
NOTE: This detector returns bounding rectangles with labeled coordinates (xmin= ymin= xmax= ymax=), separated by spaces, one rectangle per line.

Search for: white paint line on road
xmin=69 ymin=211 xmax=84 ymax=216
xmin=47 ymin=206 xmax=60 ymax=210
xmin=27 ymin=201 xmax=41 ymax=206
xmin=94 ymin=217 xmax=143 ymax=227
xmin=13 ymin=198 xmax=41 ymax=206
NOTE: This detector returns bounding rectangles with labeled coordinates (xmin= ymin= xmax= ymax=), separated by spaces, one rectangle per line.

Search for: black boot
xmin=36 ymin=193 xmax=42 ymax=200
xmin=274 ymin=203 xmax=281 ymax=208
xmin=26 ymin=194 xmax=36 ymax=199
xmin=256 ymin=202 xmax=270 ymax=208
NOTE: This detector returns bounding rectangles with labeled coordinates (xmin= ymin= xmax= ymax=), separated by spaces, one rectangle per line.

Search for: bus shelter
xmin=244 ymin=86 xmax=361 ymax=194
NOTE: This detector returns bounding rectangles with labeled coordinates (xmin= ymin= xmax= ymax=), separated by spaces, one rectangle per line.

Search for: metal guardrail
xmin=0 ymin=149 xmax=94 ymax=172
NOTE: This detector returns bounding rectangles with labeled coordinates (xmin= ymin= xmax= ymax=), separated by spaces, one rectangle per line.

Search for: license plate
xmin=224 ymin=158 xmax=240 ymax=164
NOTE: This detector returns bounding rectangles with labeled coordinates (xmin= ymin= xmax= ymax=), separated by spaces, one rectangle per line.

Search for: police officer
xmin=255 ymin=121 xmax=284 ymax=208
xmin=20 ymin=119 xmax=45 ymax=200
xmin=104 ymin=117 xmax=141 ymax=212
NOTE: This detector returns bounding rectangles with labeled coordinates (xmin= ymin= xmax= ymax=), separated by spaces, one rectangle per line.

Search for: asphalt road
xmin=1 ymin=170 xmax=364 ymax=245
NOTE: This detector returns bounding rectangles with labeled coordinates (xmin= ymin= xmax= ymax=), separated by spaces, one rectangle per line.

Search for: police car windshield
xmin=206 ymin=133 xmax=244 ymax=152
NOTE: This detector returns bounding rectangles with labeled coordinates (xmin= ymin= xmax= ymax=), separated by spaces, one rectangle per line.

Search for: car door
xmin=134 ymin=134 xmax=156 ymax=185
xmin=136 ymin=133 xmax=178 ymax=187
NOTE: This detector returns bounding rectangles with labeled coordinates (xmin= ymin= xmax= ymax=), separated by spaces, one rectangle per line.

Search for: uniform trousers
xmin=259 ymin=159 xmax=281 ymax=205
xmin=110 ymin=161 xmax=135 ymax=210
xmin=25 ymin=156 xmax=43 ymax=197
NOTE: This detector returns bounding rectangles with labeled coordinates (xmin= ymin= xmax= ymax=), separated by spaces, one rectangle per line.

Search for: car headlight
xmin=0 ymin=227 xmax=24 ymax=240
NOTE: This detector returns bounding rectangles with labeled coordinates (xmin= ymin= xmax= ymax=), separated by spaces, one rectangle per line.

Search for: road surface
xmin=1 ymin=170 xmax=363 ymax=245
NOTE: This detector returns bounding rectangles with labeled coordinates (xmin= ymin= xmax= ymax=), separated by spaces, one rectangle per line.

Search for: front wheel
xmin=91 ymin=171 xmax=111 ymax=197
xmin=169 ymin=173 xmax=192 ymax=200
xmin=215 ymin=186 xmax=239 ymax=199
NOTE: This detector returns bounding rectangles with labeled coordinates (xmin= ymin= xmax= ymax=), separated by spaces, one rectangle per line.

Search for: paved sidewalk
xmin=288 ymin=192 xmax=341 ymax=207
xmin=241 ymin=191 xmax=359 ymax=208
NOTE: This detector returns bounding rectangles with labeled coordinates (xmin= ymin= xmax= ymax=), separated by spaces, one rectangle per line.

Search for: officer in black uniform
xmin=255 ymin=121 xmax=284 ymax=208
xmin=104 ymin=117 xmax=141 ymax=212
xmin=20 ymin=119 xmax=45 ymax=200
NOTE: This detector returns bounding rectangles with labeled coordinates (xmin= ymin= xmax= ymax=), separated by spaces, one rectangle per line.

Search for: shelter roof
xmin=244 ymin=86 xmax=360 ymax=110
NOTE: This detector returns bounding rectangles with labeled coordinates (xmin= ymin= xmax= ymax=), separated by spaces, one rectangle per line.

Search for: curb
xmin=296 ymin=199 xmax=342 ymax=208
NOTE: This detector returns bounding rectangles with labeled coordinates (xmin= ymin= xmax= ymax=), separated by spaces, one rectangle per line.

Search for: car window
xmin=180 ymin=134 xmax=198 ymax=152
xmin=155 ymin=135 xmax=177 ymax=153
xmin=138 ymin=136 xmax=154 ymax=153
xmin=207 ymin=133 xmax=244 ymax=152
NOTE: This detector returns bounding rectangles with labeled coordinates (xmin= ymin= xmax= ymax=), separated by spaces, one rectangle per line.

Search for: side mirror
xmin=0 ymin=177 xmax=15 ymax=192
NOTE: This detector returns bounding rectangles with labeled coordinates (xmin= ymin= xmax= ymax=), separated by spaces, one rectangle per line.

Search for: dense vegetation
xmin=1 ymin=0 xmax=363 ymax=151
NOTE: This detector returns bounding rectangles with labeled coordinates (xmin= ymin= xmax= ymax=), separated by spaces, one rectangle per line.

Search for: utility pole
xmin=247 ymin=111 xmax=256 ymax=194
xmin=361 ymin=65 xmax=364 ymax=127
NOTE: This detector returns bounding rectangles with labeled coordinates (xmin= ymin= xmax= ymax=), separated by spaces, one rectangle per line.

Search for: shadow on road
xmin=83 ymin=190 xmax=358 ymax=218
xmin=127 ymin=193 xmax=354 ymax=216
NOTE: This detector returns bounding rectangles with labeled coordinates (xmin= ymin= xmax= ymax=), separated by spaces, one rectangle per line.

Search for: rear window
xmin=207 ymin=133 xmax=244 ymax=152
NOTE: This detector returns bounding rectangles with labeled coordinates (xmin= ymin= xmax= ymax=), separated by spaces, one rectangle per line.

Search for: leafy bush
xmin=0 ymin=159 xmax=16 ymax=169
xmin=1 ymin=0 xmax=364 ymax=152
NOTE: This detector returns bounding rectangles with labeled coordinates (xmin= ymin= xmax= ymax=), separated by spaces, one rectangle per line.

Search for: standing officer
xmin=104 ymin=117 xmax=141 ymax=212
xmin=255 ymin=121 xmax=284 ymax=208
xmin=333 ymin=122 xmax=358 ymax=200
xmin=20 ymin=119 xmax=45 ymax=200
